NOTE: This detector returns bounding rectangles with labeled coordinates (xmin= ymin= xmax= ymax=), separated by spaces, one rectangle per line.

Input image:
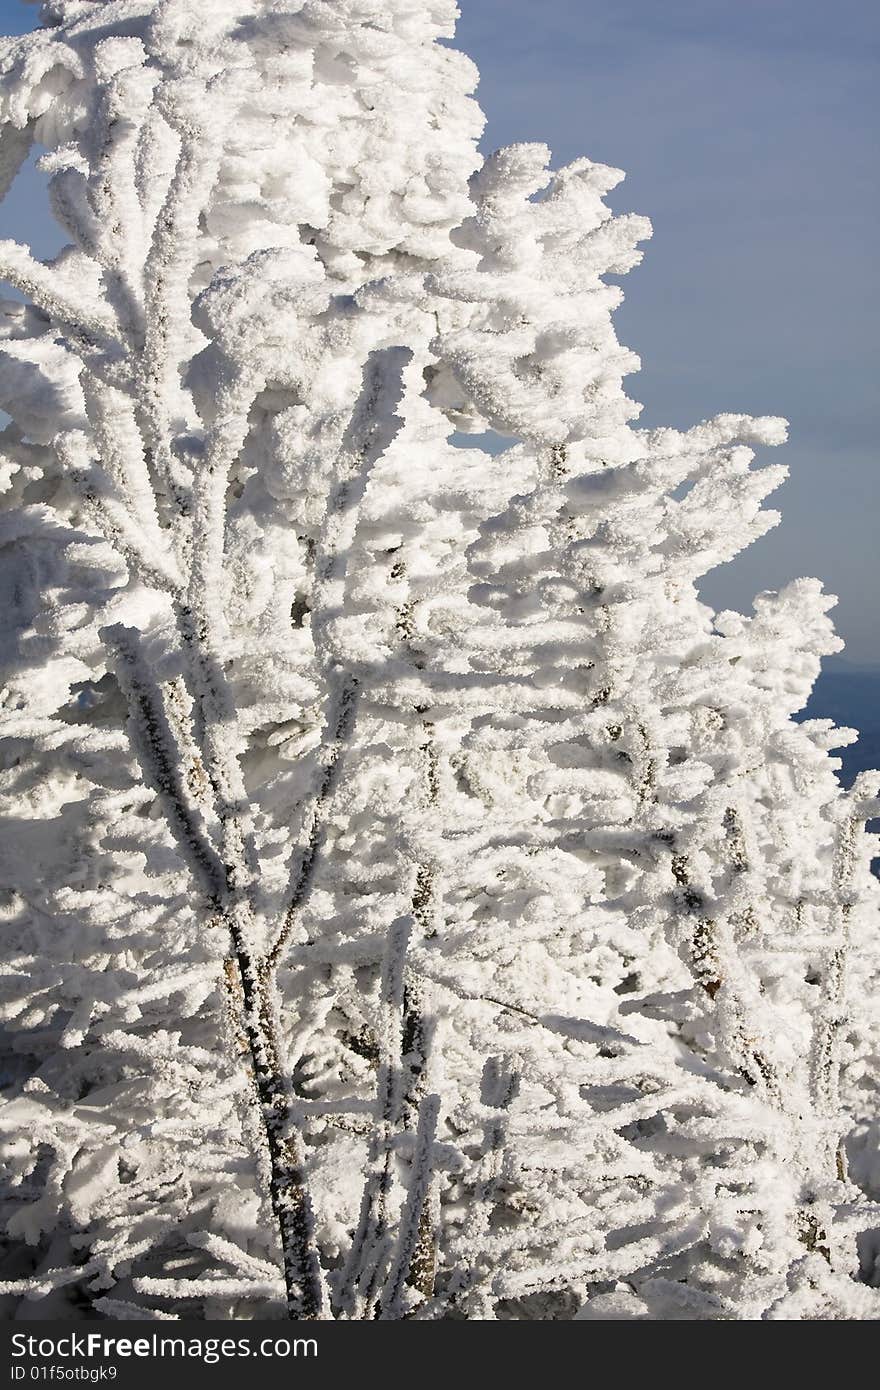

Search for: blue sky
xmin=1 ymin=0 xmax=877 ymax=663
xmin=458 ymin=0 xmax=878 ymax=665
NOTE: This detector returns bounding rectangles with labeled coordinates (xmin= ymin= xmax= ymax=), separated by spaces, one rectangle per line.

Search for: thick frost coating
xmin=0 ymin=0 xmax=878 ymax=1321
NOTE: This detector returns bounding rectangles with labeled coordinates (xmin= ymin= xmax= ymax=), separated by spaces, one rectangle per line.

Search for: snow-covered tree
xmin=0 ymin=0 xmax=877 ymax=1321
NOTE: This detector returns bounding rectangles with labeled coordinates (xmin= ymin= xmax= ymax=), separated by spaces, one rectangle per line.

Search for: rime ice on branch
xmin=0 ymin=0 xmax=877 ymax=1322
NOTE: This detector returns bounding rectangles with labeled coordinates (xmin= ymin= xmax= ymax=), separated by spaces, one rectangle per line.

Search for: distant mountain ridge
xmin=800 ymin=656 xmax=880 ymax=788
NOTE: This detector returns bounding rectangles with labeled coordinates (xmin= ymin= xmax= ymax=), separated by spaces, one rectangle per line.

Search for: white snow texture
xmin=0 ymin=0 xmax=878 ymax=1322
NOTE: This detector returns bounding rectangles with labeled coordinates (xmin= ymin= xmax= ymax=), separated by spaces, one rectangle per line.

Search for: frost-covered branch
xmin=0 ymin=0 xmax=877 ymax=1325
